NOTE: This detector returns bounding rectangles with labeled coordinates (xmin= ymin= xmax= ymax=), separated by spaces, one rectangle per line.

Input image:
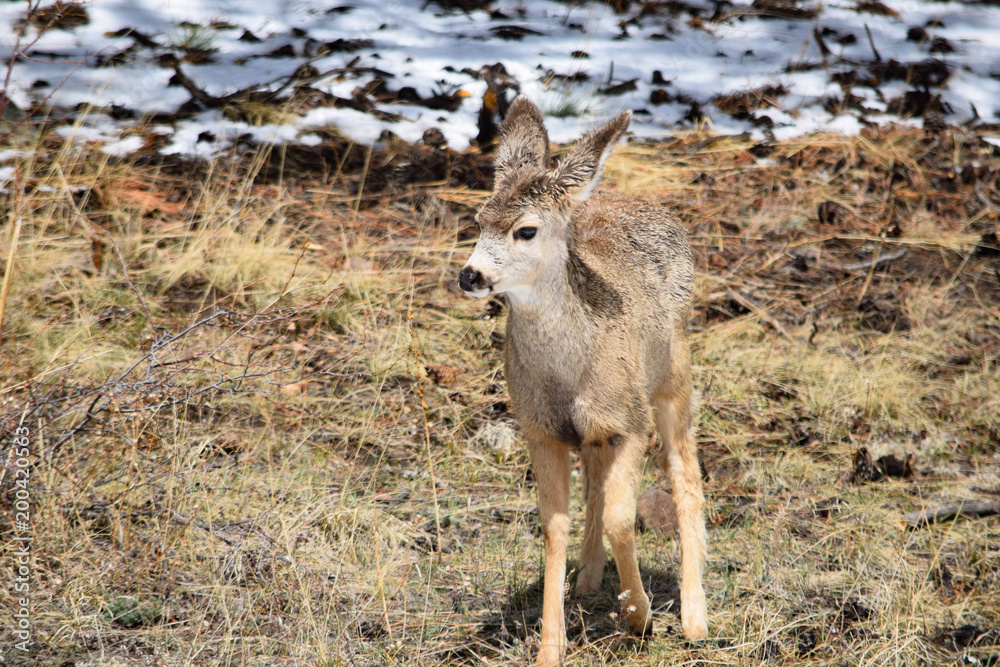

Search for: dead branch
xmin=904 ymin=501 xmax=1000 ymax=528
xmin=168 ymin=61 xmax=228 ymax=108
xmin=168 ymin=55 xmax=377 ymax=111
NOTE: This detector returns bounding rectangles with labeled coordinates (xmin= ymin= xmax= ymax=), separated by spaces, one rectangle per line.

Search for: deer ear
xmin=551 ymin=110 xmax=631 ymax=202
xmin=493 ymin=97 xmax=550 ymax=185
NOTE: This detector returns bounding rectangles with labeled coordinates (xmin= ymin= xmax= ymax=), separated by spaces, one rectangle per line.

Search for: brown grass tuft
xmin=1 ymin=123 xmax=998 ymax=666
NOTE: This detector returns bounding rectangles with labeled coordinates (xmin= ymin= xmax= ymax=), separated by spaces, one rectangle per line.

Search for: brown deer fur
xmin=458 ymin=97 xmax=708 ymax=666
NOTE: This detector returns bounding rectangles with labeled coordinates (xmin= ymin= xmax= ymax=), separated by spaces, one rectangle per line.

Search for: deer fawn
xmin=458 ymin=97 xmax=708 ymax=665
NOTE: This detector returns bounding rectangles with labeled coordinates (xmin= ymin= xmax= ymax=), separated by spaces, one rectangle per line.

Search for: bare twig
xmin=855 ymin=242 xmax=884 ymax=308
xmin=0 ymin=0 xmax=41 ymax=126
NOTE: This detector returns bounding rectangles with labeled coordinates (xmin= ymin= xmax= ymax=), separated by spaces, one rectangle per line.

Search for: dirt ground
xmin=0 ymin=120 xmax=998 ymax=666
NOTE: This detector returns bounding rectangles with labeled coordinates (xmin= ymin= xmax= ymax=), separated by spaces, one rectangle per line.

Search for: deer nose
xmin=458 ymin=266 xmax=482 ymax=292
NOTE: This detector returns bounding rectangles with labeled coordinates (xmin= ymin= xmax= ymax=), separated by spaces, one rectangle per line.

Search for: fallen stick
xmin=904 ymin=501 xmax=1000 ymax=528
xmin=865 ymin=23 xmax=881 ymax=62
xmin=724 ymin=288 xmax=794 ymax=341
xmin=821 ymin=247 xmax=907 ymax=272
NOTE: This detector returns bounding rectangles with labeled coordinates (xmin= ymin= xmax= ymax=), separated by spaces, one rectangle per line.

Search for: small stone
xmin=636 ymin=488 xmax=679 ymax=535
xmin=424 ymin=363 xmax=457 ymax=386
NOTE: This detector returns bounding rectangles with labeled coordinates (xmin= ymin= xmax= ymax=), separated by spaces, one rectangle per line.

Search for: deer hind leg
xmin=527 ymin=437 xmax=571 ymax=667
xmin=653 ymin=362 xmax=708 ymax=640
xmin=587 ymin=433 xmax=652 ymax=635
xmin=575 ymin=446 xmax=607 ymax=597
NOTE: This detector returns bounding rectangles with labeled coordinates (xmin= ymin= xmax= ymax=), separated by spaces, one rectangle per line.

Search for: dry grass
xmin=0 ymin=122 xmax=998 ymax=666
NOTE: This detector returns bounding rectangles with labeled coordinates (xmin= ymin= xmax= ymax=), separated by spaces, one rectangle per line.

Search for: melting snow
xmin=2 ymin=0 xmax=1000 ymax=157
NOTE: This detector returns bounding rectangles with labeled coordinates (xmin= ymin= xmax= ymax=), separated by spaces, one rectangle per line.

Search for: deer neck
xmin=503 ymin=243 xmax=591 ymax=405
xmin=504 ymin=243 xmax=586 ymax=332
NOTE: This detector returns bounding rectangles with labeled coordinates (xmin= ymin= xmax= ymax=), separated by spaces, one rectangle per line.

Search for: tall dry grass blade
xmin=0 ymin=215 xmax=23 ymax=337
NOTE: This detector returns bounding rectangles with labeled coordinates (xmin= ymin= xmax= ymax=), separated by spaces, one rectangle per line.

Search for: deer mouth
xmin=462 ymin=287 xmax=491 ymax=299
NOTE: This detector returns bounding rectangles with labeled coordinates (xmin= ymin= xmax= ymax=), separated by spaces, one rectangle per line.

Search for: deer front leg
xmin=528 ymin=438 xmax=571 ymax=667
xmin=575 ymin=446 xmax=607 ymax=597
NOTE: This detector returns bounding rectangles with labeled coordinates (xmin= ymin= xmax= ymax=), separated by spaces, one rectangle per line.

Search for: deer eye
xmin=513 ymin=227 xmax=537 ymax=241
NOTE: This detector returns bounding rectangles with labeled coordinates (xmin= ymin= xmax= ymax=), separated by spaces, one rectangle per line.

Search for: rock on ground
xmin=636 ymin=488 xmax=678 ymax=536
